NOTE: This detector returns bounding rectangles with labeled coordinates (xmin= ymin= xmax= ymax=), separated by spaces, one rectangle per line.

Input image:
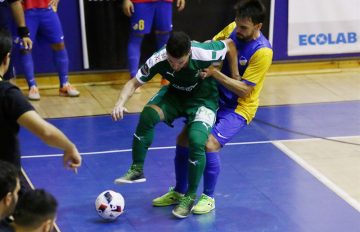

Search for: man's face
xmin=4 ymin=178 xmax=20 ymax=217
xmin=235 ymin=17 xmax=261 ymax=41
xmin=1 ymin=53 xmax=11 ymax=74
xmin=167 ymin=52 xmax=190 ymax=72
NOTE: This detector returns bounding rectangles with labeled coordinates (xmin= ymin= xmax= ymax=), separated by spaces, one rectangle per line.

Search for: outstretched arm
xmin=111 ymin=77 xmax=142 ymax=121
xmin=17 ymin=111 xmax=82 ymax=171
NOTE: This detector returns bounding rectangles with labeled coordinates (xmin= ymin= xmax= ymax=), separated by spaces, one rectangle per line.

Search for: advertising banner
xmin=288 ymin=0 xmax=360 ymax=56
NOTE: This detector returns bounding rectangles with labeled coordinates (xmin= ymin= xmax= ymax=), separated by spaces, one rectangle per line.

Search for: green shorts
xmin=147 ymin=84 xmax=219 ymax=127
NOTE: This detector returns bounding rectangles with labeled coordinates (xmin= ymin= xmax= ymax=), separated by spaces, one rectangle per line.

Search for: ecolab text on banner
xmin=288 ymin=0 xmax=360 ymax=56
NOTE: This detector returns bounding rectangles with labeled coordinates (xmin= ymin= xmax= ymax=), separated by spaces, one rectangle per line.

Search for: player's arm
xmin=205 ymin=66 xmax=253 ymax=98
xmin=205 ymin=48 xmax=272 ymax=98
xmin=17 ymin=111 xmax=82 ymax=171
xmin=122 ymin=0 xmax=134 ymax=17
xmin=9 ymin=0 xmax=32 ymax=50
xmin=176 ymin=0 xmax=186 ymax=11
xmin=111 ymin=78 xmax=142 ymax=121
xmin=223 ymin=38 xmax=240 ymax=80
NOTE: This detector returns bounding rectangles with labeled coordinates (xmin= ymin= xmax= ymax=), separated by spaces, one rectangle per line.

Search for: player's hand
xmin=123 ymin=0 xmax=134 ymax=17
xmin=22 ymin=37 xmax=32 ymax=50
xmin=63 ymin=145 xmax=82 ymax=173
xmin=200 ymin=66 xmax=218 ymax=79
xmin=49 ymin=0 xmax=59 ymax=8
xmin=176 ymin=0 xmax=185 ymax=11
xmin=111 ymin=104 xmax=129 ymax=121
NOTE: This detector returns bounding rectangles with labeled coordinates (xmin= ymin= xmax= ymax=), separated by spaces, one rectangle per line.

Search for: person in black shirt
xmin=0 ymin=28 xmax=81 ymax=172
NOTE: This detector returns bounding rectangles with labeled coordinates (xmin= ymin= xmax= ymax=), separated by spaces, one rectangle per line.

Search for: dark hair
xmin=235 ymin=0 xmax=266 ymax=25
xmin=0 ymin=28 xmax=12 ymax=62
xmin=0 ymin=160 xmax=19 ymax=199
xmin=166 ymin=31 xmax=191 ymax=58
xmin=13 ymin=189 xmax=58 ymax=229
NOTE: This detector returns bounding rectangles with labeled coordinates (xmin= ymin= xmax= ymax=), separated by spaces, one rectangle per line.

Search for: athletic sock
xmin=155 ymin=33 xmax=170 ymax=50
xmin=52 ymin=49 xmax=69 ymax=87
xmin=20 ymin=52 xmax=36 ymax=87
xmin=132 ymin=106 xmax=161 ymax=168
xmin=127 ymin=33 xmax=144 ymax=78
xmin=203 ymin=152 xmax=220 ymax=198
xmin=174 ymin=145 xmax=189 ymax=194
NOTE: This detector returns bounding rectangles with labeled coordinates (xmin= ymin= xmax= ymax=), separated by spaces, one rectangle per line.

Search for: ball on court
xmin=95 ymin=190 xmax=125 ymax=221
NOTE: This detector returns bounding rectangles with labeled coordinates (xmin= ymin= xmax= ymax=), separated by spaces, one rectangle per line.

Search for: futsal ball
xmin=95 ymin=190 xmax=125 ymax=221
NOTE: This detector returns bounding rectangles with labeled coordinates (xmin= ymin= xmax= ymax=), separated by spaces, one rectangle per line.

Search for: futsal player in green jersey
xmin=153 ymin=0 xmax=273 ymax=215
xmin=111 ymin=31 xmax=239 ymax=218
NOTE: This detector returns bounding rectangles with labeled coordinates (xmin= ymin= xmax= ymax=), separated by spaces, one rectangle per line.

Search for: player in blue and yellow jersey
xmin=123 ymin=0 xmax=185 ymax=89
xmin=111 ymin=31 xmax=239 ymax=218
xmin=153 ymin=0 xmax=273 ymax=215
xmin=20 ymin=0 xmax=79 ymax=100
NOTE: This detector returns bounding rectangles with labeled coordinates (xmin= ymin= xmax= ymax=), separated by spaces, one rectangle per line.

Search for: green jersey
xmin=135 ymin=40 xmax=228 ymax=97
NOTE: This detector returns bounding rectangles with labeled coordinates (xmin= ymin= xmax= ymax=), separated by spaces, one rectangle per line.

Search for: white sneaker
xmin=59 ymin=82 xmax=80 ymax=97
xmin=28 ymin=86 xmax=40 ymax=100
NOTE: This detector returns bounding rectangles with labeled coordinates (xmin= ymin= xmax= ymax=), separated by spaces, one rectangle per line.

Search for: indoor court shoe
xmin=59 ymin=82 xmax=80 ymax=97
xmin=28 ymin=86 xmax=40 ymax=100
xmin=114 ymin=165 xmax=146 ymax=184
xmin=152 ymin=187 xmax=184 ymax=206
xmin=172 ymin=195 xmax=195 ymax=218
xmin=192 ymin=194 xmax=215 ymax=214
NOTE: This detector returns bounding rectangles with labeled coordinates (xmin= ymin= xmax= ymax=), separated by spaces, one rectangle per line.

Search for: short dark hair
xmin=0 ymin=28 xmax=12 ymax=62
xmin=166 ymin=31 xmax=191 ymax=58
xmin=13 ymin=189 xmax=58 ymax=229
xmin=0 ymin=160 xmax=19 ymax=200
xmin=235 ymin=0 xmax=266 ymax=25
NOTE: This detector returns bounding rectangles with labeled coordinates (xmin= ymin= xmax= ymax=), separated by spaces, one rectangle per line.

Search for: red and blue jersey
xmin=23 ymin=0 xmax=50 ymax=10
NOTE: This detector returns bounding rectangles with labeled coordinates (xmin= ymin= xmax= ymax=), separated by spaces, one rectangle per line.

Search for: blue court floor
xmin=19 ymin=101 xmax=360 ymax=232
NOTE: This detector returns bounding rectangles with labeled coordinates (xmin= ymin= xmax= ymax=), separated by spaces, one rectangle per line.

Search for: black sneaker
xmin=114 ymin=165 xmax=146 ymax=184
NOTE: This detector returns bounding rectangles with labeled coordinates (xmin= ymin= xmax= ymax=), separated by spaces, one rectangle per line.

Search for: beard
xmin=236 ymin=33 xmax=253 ymax=42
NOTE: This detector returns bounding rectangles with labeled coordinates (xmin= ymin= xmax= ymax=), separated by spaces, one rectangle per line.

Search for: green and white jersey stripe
xmin=135 ymin=40 xmax=227 ymax=94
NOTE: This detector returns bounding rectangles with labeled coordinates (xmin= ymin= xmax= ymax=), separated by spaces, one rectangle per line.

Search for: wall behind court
xmin=12 ymin=0 xmax=360 ymax=75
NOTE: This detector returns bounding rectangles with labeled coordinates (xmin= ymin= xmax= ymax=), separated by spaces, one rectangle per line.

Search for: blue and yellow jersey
xmin=213 ymin=22 xmax=273 ymax=123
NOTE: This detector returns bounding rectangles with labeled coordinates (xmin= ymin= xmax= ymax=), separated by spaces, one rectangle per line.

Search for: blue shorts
xmin=25 ymin=8 xmax=65 ymax=44
xmin=211 ymin=107 xmax=247 ymax=146
xmin=130 ymin=1 xmax=172 ymax=34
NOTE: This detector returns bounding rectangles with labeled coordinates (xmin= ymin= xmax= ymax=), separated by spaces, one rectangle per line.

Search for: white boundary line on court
xmin=21 ymin=135 xmax=360 ymax=214
xmin=21 ymin=135 xmax=360 ymax=159
xmin=273 ymin=141 xmax=360 ymax=213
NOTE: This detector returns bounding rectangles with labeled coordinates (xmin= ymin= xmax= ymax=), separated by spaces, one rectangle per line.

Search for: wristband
xmin=18 ymin=26 xmax=30 ymax=38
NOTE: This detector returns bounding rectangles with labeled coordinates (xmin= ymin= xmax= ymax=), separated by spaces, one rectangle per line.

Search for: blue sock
xmin=127 ymin=33 xmax=144 ymax=78
xmin=203 ymin=152 xmax=220 ymax=198
xmin=174 ymin=145 xmax=189 ymax=194
xmin=52 ymin=49 xmax=69 ymax=87
xmin=20 ymin=52 xmax=36 ymax=87
xmin=155 ymin=33 xmax=170 ymax=50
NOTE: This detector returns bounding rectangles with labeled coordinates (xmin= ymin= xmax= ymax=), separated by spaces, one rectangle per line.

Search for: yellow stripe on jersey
xmin=235 ymin=47 xmax=273 ymax=123
xmin=212 ymin=22 xmax=236 ymax=41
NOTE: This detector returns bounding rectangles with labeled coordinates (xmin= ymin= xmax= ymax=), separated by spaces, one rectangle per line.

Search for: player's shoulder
xmin=146 ymin=48 xmax=168 ymax=69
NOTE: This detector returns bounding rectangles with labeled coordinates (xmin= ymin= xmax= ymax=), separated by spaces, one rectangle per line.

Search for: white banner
xmin=288 ymin=0 xmax=360 ymax=56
